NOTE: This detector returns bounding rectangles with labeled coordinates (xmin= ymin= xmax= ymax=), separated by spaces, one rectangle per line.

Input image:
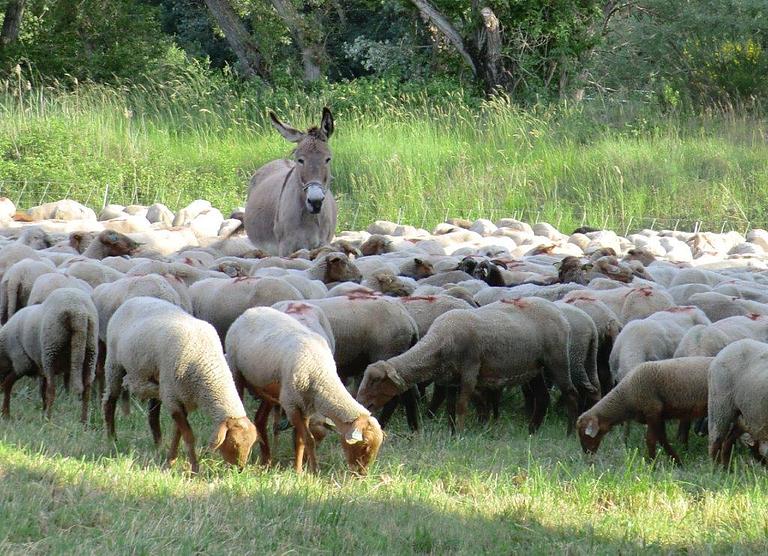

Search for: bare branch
xmin=409 ymin=0 xmax=477 ymax=75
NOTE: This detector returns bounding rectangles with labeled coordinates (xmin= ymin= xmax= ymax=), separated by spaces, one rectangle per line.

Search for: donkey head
xmin=270 ymin=107 xmax=334 ymax=215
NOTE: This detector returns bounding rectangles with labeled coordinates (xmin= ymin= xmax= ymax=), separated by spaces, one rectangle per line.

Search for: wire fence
xmin=0 ymin=178 xmax=763 ymax=237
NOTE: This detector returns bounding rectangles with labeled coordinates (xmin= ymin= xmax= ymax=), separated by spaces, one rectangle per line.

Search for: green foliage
xmin=592 ymin=0 xmax=768 ymax=105
xmin=1 ymin=0 xmax=173 ymax=82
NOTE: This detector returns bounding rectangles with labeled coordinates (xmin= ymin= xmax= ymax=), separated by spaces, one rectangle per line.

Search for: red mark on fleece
xmin=748 ymin=313 xmax=763 ymax=321
xmin=285 ymin=302 xmax=311 ymax=315
xmin=183 ymin=257 xmax=195 ymax=265
xmin=346 ymin=291 xmax=380 ymax=300
xmin=233 ymin=276 xmax=259 ymax=283
xmin=401 ymin=295 xmax=437 ymax=303
xmin=500 ymin=298 xmax=528 ymax=308
xmin=625 ymin=286 xmax=653 ymax=298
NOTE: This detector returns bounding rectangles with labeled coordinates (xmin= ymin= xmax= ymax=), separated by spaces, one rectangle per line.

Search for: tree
xmin=0 ymin=0 xmax=26 ymax=48
xmin=268 ymin=0 xmax=327 ymax=82
xmin=203 ymin=0 xmax=271 ymax=81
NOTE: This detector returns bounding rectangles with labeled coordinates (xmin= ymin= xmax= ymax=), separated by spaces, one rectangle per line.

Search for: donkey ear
xmin=320 ymin=107 xmax=334 ymax=139
xmin=269 ymin=111 xmax=304 ymax=143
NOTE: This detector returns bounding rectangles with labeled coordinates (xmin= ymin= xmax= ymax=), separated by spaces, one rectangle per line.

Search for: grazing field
xmin=1 ymin=385 xmax=767 ymax=554
xmin=0 ymin=79 xmax=767 ymax=233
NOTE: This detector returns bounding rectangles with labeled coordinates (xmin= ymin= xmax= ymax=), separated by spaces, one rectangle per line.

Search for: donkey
xmin=242 ymin=108 xmax=338 ymax=256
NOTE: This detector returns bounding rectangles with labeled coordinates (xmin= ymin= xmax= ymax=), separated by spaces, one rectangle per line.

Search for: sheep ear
xmin=582 ymin=263 xmax=594 ymax=271
xmin=584 ymin=419 xmax=599 ymax=438
xmin=345 ymin=427 xmax=364 ymax=445
xmin=385 ymin=366 xmax=407 ymax=390
xmin=209 ymin=421 xmax=229 ymax=450
xmin=553 ymin=261 xmax=562 ymax=269
xmin=414 ymin=258 xmax=423 ymax=265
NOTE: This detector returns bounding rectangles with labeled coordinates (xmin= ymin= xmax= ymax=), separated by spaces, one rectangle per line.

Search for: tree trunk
xmin=203 ymin=0 xmax=270 ymax=81
xmin=409 ymin=0 xmax=477 ymax=76
xmin=471 ymin=6 xmax=508 ymax=93
xmin=269 ymin=0 xmax=326 ymax=82
xmin=0 ymin=0 xmax=26 ymax=48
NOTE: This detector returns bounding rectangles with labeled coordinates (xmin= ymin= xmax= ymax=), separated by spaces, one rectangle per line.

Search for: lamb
xmin=102 ymin=297 xmax=257 ymax=472
xmin=708 ymin=339 xmax=768 ymax=466
xmin=82 ymin=230 xmax=142 ymax=259
xmin=356 ymin=297 xmax=578 ymax=434
xmin=190 ymin=276 xmax=303 ymax=341
xmin=226 ymin=307 xmax=383 ymax=473
xmin=0 ymin=288 xmax=98 ymax=423
xmin=361 ymin=269 xmax=416 ymax=297
xmin=609 ymin=307 xmax=711 ymax=385
xmin=0 ymin=258 xmax=57 ymax=323
xmin=674 ymin=315 xmax=768 ymax=358
xmin=576 ymin=357 xmax=712 ymax=465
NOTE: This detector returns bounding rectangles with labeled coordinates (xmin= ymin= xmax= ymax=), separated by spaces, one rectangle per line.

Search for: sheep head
xmin=209 ymin=416 xmax=258 ymax=469
xmin=356 ymin=360 xmax=407 ymax=412
xmin=320 ymin=253 xmax=362 ymax=284
xmin=99 ymin=230 xmax=141 ymax=257
xmin=339 ymin=415 xmax=383 ymax=475
xmin=555 ymin=256 xmax=588 ymax=285
xmin=576 ymin=414 xmax=609 ymax=454
xmin=360 ymin=235 xmax=392 ymax=256
xmin=407 ymin=258 xmax=435 ymax=280
xmin=69 ymin=231 xmax=97 ymax=253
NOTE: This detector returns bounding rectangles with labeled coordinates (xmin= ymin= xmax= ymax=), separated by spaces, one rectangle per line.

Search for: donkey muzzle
xmin=304 ymin=182 xmax=326 ymax=214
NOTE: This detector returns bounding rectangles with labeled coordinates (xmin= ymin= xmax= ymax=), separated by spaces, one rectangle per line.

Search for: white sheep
xmin=708 ymin=339 xmax=768 ymax=466
xmin=27 ymin=272 xmax=93 ymax=305
xmin=674 ymin=315 xmax=768 ymax=358
xmin=226 ymin=307 xmax=383 ymax=473
xmin=609 ymin=307 xmax=711 ymax=385
xmin=0 ymin=288 xmax=98 ymax=422
xmin=0 ymin=258 xmax=57 ymax=323
xmin=102 ymin=297 xmax=257 ymax=472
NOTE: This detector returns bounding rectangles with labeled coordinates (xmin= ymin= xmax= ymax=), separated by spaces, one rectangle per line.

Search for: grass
xmin=0 ymin=77 xmax=767 ymax=234
xmin=2 ymin=384 xmax=768 ymax=554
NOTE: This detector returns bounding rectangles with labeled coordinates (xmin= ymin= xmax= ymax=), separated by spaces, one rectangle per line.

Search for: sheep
xmin=65 ymin=260 xmax=125 ymax=288
xmin=190 ymin=276 xmax=303 ymax=341
xmin=27 ymin=272 xmax=93 ymax=305
xmin=307 ymin=295 xmax=421 ymax=431
xmin=576 ymin=357 xmax=712 ymax=465
xmin=102 ymin=297 xmax=257 ymax=472
xmin=609 ymin=307 xmax=711 ymax=385
xmin=361 ymin=269 xmax=416 ymax=297
xmin=0 ymin=288 xmax=98 ymax=423
xmin=0 ymin=258 xmax=57 ymax=323
xmin=561 ymin=296 xmax=623 ymax=394
xmin=554 ymin=300 xmax=601 ymax=410
xmin=674 ymin=315 xmax=768 ymax=358
xmin=356 ymin=297 xmax=578 ymax=434
xmin=0 ymin=243 xmax=43 ymax=282
xmin=82 ymin=230 xmax=142 ymax=259
xmin=301 ymin=252 xmax=362 ymax=285
xmin=564 ymin=285 xmax=674 ymax=324
xmin=398 ymin=257 xmax=435 ymax=280
xmin=555 ymin=256 xmax=588 ymax=284
xmin=14 ymin=227 xmax=53 ymax=250
xmin=226 ymin=307 xmax=383 ymax=473
xmin=708 ymin=339 xmax=768 ymax=466
xmin=474 ymin=282 xmax=585 ymax=306
xmin=688 ymin=291 xmax=768 ymax=322
xmin=272 ymin=300 xmax=335 ymax=352
xmin=127 ymin=260 xmax=223 ymax=286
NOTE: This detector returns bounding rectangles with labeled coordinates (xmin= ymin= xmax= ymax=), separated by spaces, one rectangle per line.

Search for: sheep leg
xmin=167 ymin=425 xmax=182 ymax=468
xmin=288 ymin=409 xmax=313 ymax=473
xmin=253 ymin=399 xmax=273 ymax=466
xmin=80 ymin=382 xmax=91 ymax=426
xmin=455 ymin=373 xmax=478 ymax=434
xmin=402 ymin=387 xmax=420 ymax=431
xmin=271 ymin=405 xmax=282 ymax=449
xmin=717 ymin=424 xmax=741 ymax=468
xmin=2 ymin=372 xmax=20 ymax=418
xmin=42 ymin=375 xmax=55 ymax=420
xmin=527 ymin=374 xmax=550 ymax=434
xmin=120 ymin=390 xmax=131 ymax=416
xmin=378 ymin=397 xmax=398 ymax=428
xmin=676 ymin=419 xmax=691 ymax=447
xmin=446 ymin=386 xmax=458 ymax=434
xmin=644 ymin=424 xmax=658 ymax=461
xmin=95 ymin=340 xmax=106 ymax=399
xmin=171 ymin=410 xmax=198 ymax=474
xmin=654 ymin=420 xmax=682 ymax=466
xmin=148 ymin=398 xmax=162 ymax=446
xmin=427 ymin=385 xmax=448 ymax=419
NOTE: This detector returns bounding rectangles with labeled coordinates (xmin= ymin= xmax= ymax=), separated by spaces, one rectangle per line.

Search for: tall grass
xmin=0 ymin=74 xmax=766 ymax=233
